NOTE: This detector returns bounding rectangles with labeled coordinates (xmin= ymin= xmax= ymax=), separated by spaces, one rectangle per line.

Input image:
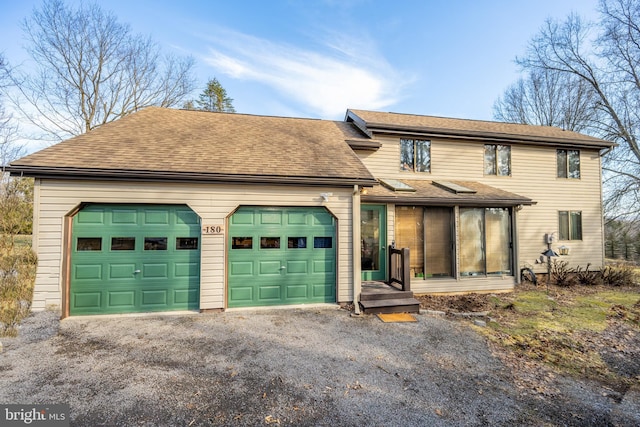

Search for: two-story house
xmin=346 ymin=109 xmax=612 ymax=295
xmin=7 ymin=107 xmax=614 ymax=317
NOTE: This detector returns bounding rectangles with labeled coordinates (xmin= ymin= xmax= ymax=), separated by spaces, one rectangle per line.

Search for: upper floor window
xmin=484 ymin=144 xmax=511 ymax=176
xmin=557 ymin=149 xmax=580 ymax=179
xmin=400 ymin=139 xmax=431 ymax=172
xmin=559 ymin=210 xmax=582 ymax=240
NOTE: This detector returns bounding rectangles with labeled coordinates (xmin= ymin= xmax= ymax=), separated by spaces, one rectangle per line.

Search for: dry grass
xmin=0 ymin=235 xmax=37 ymax=337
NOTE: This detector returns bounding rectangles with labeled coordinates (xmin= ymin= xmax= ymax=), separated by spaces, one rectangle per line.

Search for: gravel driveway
xmin=1 ymin=307 xmax=639 ymax=426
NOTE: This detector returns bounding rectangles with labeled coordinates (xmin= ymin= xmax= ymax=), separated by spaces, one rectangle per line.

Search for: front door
xmin=361 ymin=204 xmax=386 ymax=281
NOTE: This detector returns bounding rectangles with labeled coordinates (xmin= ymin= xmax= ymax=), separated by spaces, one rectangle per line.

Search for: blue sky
xmin=1 ymin=0 xmax=600 ymax=126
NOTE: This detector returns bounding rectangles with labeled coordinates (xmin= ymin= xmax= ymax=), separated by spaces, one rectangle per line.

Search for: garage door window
xmin=144 ymin=237 xmax=167 ymax=250
xmin=77 ymin=237 xmax=102 ymax=251
xmin=176 ymin=237 xmax=198 ymax=250
xmin=111 ymin=237 xmax=135 ymax=251
xmin=288 ymin=237 xmax=307 ymax=248
xmin=314 ymin=236 xmax=333 ymax=248
xmin=232 ymin=237 xmax=253 ymax=249
xmin=260 ymin=237 xmax=280 ymax=249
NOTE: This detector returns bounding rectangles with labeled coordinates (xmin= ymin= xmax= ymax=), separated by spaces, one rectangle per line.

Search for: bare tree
xmin=509 ymin=0 xmax=640 ymax=223
xmin=0 ymin=54 xmax=22 ymax=167
xmin=494 ymin=68 xmax=599 ymax=132
xmin=1 ymin=0 xmax=196 ymax=140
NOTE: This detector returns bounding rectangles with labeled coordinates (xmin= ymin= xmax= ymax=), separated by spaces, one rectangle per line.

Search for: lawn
xmin=418 ymin=279 xmax=640 ymax=394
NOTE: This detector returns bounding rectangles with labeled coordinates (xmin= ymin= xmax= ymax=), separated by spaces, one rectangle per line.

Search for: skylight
xmin=379 ymin=178 xmax=416 ymax=192
xmin=432 ymin=181 xmax=477 ymax=194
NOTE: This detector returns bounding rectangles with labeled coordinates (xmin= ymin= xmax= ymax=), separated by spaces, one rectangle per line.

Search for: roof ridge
xmin=349 ymin=108 xmax=565 ymax=130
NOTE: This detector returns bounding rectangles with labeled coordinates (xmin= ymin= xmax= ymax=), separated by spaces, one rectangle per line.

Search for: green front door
xmin=227 ymin=207 xmax=336 ymax=307
xmin=70 ymin=204 xmax=201 ymax=315
xmin=361 ymin=204 xmax=386 ymax=281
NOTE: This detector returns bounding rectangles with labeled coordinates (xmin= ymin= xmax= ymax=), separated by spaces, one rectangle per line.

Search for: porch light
xmin=558 ymin=245 xmax=570 ymax=256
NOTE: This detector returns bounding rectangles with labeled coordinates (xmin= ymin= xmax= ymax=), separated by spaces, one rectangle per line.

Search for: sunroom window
xmin=395 ymin=206 xmax=453 ymax=278
xmin=459 ymin=208 xmax=512 ymax=276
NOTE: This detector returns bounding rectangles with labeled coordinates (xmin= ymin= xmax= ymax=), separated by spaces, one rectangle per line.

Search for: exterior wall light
xmin=558 ymin=245 xmax=570 ymax=256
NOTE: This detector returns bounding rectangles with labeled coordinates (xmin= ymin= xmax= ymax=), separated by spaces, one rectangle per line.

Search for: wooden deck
xmin=359 ymin=281 xmax=421 ymax=314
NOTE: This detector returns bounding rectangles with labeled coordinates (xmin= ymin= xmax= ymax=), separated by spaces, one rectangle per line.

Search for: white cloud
xmin=200 ymin=29 xmax=408 ymax=118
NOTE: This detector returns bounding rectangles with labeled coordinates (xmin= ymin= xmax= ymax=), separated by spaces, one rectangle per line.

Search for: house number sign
xmin=202 ymin=225 xmax=224 ymax=235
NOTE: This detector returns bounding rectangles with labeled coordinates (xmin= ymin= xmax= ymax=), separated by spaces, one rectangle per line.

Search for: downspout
xmin=353 ymin=185 xmax=362 ymax=314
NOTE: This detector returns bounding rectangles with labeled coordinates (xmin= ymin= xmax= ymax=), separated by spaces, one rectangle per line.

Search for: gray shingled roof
xmin=9 ymin=107 xmax=377 ymax=187
xmin=362 ymin=180 xmax=535 ymax=207
xmin=347 ymin=109 xmax=614 ymax=149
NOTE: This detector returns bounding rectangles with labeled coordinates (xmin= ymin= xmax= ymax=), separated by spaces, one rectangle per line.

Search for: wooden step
xmin=359 ymin=297 xmax=421 ymax=314
xmin=360 ymin=290 xmax=415 ymax=301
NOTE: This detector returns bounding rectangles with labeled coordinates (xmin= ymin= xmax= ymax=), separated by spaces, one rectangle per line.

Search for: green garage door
xmin=70 ymin=204 xmax=201 ymax=315
xmin=228 ymin=207 xmax=336 ymax=308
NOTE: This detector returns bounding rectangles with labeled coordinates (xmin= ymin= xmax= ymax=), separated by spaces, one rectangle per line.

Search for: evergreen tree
xmin=196 ymin=78 xmax=235 ymax=113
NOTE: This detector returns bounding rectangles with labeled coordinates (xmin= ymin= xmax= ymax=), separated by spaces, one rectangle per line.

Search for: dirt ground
xmin=1 ymin=303 xmax=639 ymax=426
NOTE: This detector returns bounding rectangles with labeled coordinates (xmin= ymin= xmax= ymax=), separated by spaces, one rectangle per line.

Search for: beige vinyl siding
xmin=32 ymin=180 xmax=354 ymax=311
xmin=412 ymin=277 xmax=515 ymax=294
xmin=358 ymin=135 xmax=605 ymax=277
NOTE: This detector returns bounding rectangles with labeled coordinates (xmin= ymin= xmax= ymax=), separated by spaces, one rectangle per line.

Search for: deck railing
xmin=387 ymin=246 xmax=410 ymax=292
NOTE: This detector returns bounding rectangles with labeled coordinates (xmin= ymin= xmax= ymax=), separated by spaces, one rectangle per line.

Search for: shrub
xmin=574 ymin=263 xmax=603 ymax=286
xmin=0 ymin=235 xmax=37 ymax=337
xmin=601 ymin=263 xmax=638 ymax=287
xmin=551 ymin=260 xmax=577 ymax=287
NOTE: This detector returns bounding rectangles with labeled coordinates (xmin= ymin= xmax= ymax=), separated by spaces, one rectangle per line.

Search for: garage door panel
xmin=286 ymin=260 xmax=308 ymax=274
xmin=176 ymin=209 xmax=199 ymax=225
xmin=312 ymin=283 xmax=335 ymax=298
xmin=109 ymin=264 xmax=136 ymax=279
xmin=74 ymin=264 xmax=102 ymax=280
xmin=230 ymin=286 xmax=253 ymax=303
xmin=258 ymin=285 xmax=281 ymax=301
xmin=174 ymin=289 xmax=199 ymax=304
xmin=108 ymin=291 xmax=135 ymax=308
xmin=77 ymin=209 xmax=105 ymax=224
xmin=174 ymin=262 xmax=199 ymax=278
xmin=286 ymin=211 xmax=308 ymax=225
xmin=70 ymin=204 xmax=200 ymax=315
xmin=230 ymin=211 xmax=254 ymax=225
xmin=141 ymin=290 xmax=168 ymax=306
xmin=142 ymin=263 xmax=169 ymax=278
xmin=313 ymin=260 xmax=335 ymax=273
xmin=73 ymin=292 xmax=101 ymax=309
xmin=259 ymin=210 xmax=283 ymax=225
xmin=111 ymin=209 xmax=137 ymax=224
xmin=230 ymin=261 xmax=253 ymax=276
xmin=285 ymin=284 xmax=308 ymax=299
xmin=259 ymin=260 xmax=282 ymax=275
xmin=312 ymin=211 xmax=334 ymax=226
xmin=144 ymin=209 xmax=170 ymax=225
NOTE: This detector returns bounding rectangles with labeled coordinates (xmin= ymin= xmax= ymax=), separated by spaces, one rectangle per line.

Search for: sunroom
xmin=361 ymin=179 xmax=535 ymax=294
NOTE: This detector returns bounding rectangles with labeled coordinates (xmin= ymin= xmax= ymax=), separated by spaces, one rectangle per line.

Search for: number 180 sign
xmin=202 ymin=225 xmax=224 ymax=235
